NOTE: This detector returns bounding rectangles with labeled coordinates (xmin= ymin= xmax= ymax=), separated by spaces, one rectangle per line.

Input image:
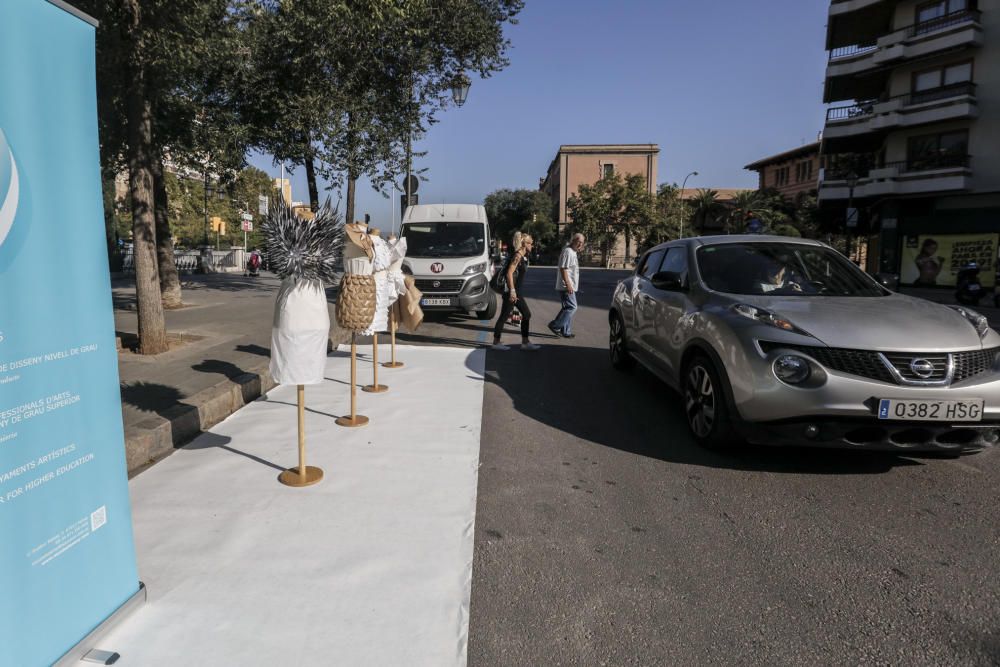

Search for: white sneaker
xmin=520 ymin=343 xmax=541 ymax=351
xmin=491 ymin=343 xmax=510 ymax=351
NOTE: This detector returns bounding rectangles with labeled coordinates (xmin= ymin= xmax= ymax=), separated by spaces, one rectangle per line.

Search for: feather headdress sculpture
xmin=262 ymin=198 xmax=344 ymax=282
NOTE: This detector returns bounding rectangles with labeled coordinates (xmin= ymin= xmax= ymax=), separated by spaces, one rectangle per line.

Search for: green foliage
xmin=771 ymin=224 xmax=801 ymax=238
xmin=484 ymin=189 xmax=554 ymax=246
xmin=566 ymin=172 xmax=655 ymax=265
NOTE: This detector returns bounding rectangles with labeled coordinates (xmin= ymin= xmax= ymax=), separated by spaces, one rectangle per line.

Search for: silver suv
xmin=609 ymin=236 xmax=1000 ymax=452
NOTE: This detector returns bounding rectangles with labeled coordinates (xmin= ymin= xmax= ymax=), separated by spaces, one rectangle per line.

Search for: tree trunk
xmin=345 ymin=174 xmax=357 ymax=225
xmin=152 ymin=155 xmax=183 ymax=309
xmin=303 ymin=133 xmax=319 ymax=212
xmin=624 ymin=225 xmax=632 ymax=266
xmin=123 ymin=0 xmax=167 ymax=354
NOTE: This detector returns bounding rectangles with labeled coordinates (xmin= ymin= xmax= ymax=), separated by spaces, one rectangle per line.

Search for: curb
xmin=124 ymin=362 xmax=276 ymax=475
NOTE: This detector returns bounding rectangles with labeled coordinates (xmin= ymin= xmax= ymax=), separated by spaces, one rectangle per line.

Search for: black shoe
xmin=562 ymin=333 xmax=576 ymax=339
xmin=547 ymin=323 xmax=564 ymax=336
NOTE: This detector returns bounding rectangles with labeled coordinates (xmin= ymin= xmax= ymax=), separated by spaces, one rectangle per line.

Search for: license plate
xmin=421 ymin=298 xmax=451 ymax=306
xmin=877 ymin=398 xmax=984 ymax=422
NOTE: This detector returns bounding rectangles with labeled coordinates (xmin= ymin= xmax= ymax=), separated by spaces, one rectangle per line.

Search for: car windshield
xmin=695 ymin=242 xmax=887 ymax=297
xmin=401 ymin=222 xmax=486 ymax=258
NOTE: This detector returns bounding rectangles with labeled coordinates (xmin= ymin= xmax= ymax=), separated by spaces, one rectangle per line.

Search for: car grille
xmin=758 ymin=342 xmax=999 ymax=386
xmin=414 ymin=278 xmax=464 ymax=293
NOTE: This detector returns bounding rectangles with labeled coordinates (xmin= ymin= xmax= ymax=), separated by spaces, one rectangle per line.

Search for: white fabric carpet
xmin=98 ymin=345 xmax=486 ymax=666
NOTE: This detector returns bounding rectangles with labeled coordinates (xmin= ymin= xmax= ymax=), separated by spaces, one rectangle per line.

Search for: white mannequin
xmin=270 ymin=277 xmax=330 ymax=385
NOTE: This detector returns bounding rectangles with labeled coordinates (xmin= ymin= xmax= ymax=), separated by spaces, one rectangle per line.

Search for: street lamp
xmin=403 ymin=73 xmax=472 ymax=224
xmin=678 ymin=171 xmax=698 ymax=239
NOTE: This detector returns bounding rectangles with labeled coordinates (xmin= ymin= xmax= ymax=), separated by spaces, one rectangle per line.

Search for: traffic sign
xmin=241 ymin=212 xmax=253 ymax=221
xmin=241 ymin=220 xmax=253 ymax=232
xmin=402 ymin=174 xmax=419 ymax=195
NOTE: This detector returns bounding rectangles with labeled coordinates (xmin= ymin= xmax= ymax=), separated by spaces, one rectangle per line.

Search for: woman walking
xmin=493 ymin=232 xmax=540 ymax=351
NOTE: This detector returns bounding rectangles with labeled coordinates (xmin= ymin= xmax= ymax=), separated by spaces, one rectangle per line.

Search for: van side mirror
xmin=651 ymin=271 xmax=686 ymax=291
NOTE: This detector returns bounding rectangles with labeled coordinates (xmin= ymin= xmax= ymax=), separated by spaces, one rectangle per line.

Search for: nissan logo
xmin=909 ymin=358 xmax=935 ymax=378
xmin=431 ymin=262 xmax=444 ymax=274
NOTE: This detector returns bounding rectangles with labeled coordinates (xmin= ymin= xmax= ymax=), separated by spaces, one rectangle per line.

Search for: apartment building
xmin=820 ymin=0 xmax=1000 ymax=285
xmin=539 ymin=144 xmax=659 ymax=265
xmin=744 ymin=142 xmax=822 ymax=200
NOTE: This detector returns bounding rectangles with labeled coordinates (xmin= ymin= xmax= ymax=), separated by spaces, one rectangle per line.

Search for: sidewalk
xmin=114 ymin=273 xmax=300 ymax=473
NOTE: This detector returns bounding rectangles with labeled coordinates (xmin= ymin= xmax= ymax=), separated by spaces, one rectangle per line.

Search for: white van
xmin=400 ymin=203 xmax=497 ymax=319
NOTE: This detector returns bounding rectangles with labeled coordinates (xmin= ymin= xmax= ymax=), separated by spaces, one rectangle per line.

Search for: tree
xmin=566 ymin=172 xmax=654 ymax=267
xmin=689 ymin=189 xmax=724 ymax=235
xmin=484 ymin=189 xmax=554 ymax=245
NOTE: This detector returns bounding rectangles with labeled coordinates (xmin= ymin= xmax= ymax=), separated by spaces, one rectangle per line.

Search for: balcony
xmin=819 ymin=154 xmax=972 ymax=200
xmin=829 ymin=0 xmax=892 ymax=17
xmin=825 ymin=9 xmax=982 ymax=101
xmin=824 ymin=83 xmax=978 ymax=146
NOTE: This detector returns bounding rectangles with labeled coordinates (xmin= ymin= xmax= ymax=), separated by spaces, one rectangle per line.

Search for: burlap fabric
xmin=337 ymin=274 xmax=377 ymax=331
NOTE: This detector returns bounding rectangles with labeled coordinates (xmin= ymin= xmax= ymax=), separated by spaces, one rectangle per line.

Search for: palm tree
xmin=728 ymin=190 xmax=762 ymax=232
xmin=689 ymin=188 xmax=723 ymax=234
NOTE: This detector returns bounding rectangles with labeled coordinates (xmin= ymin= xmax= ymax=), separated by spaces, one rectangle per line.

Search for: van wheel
xmin=682 ymin=354 xmax=737 ymax=450
xmin=477 ymin=294 xmax=498 ymax=320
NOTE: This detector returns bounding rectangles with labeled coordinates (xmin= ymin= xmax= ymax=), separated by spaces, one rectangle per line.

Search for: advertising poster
xmin=900 ymin=233 xmax=998 ymax=288
xmin=0 ymin=2 xmax=141 ymax=665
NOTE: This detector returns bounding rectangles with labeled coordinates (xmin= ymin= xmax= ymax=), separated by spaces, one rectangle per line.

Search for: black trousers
xmin=494 ymin=293 xmax=531 ymax=339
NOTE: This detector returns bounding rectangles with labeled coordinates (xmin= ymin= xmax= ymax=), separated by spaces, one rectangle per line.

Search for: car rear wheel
xmin=609 ymin=312 xmax=635 ymax=370
xmin=683 ymin=355 xmax=736 ymax=449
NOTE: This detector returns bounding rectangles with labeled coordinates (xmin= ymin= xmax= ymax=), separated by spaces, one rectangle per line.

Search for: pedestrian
xmin=492 ymin=231 xmax=540 ymax=351
xmin=548 ymin=233 xmax=584 ymax=338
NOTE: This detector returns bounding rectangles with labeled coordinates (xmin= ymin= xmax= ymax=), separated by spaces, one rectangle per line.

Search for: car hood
xmin=736 ymin=293 xmax=984 ymax=352
xmin=404 ymin=256 xmax=490 ymax=278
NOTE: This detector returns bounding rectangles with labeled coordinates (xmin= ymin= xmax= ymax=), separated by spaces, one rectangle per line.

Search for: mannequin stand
xmin=279 ymin=385 xmax=324 ymax=487
xmin=336 ymin=334 xmax=370 ymax=427
xmin=383 ymin=313 xmax=404 ymax=369
xmin=363 ymin=332 xmax=389 ymax=393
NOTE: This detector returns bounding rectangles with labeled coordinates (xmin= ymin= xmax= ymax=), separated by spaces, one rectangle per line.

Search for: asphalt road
xmin=430 ymin=267 xmax=1000 ymax=666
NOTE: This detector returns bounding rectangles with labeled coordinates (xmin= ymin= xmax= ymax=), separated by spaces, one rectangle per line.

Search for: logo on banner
xmin=0 ymin=129 xmax=20 ymax=250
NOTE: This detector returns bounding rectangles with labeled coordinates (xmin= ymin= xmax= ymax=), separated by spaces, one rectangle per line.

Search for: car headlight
xmin=773 ymin=355 xmax=811 ymax=384
xmin=401 ymin=263 xmax=413 ymax=275
xmin=950 ymin=306 xmax=990 ymax=339
xmin=732 ymin=303 xmax=809 ymax=335
xmin=463 ymin=262 xmax=487 ymax=275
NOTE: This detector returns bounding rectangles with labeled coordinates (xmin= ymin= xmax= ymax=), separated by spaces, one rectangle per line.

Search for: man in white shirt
xmin=548 ymin=233 xmax=585 ymax=338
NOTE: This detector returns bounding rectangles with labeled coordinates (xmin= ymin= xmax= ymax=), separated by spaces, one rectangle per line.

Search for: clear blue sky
xmin=250 ymin=0 xmax=830 ymax=232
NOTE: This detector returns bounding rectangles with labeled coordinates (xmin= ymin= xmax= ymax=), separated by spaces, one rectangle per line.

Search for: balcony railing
xmin=829 ymin=41 xmax=879 ymax=60
xmin=825 ymin=82 xmax=976 ymax=121
xmin=828 ymin=9 xmax=980 ymax=62
xmin=904 ymin=8 xmax=981 ymax=39
xmin=883 ymin=153 xmax=970 ymax=173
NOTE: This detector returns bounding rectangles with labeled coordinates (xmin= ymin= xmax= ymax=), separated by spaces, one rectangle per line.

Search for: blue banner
xmin=0 ymin=2 xmax=140 ymax=665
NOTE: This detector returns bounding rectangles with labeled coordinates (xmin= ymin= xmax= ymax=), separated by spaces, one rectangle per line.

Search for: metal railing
xmin=112 ymin=248 xmax=244 ymax=274
xmin=828 ymin=8 xmax=980 ymax=61
xmin=882 ymin=153 xmax=970 ymax=173
xmin=826 ymin=82 xmax=976 ymax=122
xmin=904 ymin=8 xmax=981 ymax=39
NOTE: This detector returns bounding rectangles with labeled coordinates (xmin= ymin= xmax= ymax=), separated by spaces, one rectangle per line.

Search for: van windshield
xmin=401 ymin=222 xmax=486 ymax=258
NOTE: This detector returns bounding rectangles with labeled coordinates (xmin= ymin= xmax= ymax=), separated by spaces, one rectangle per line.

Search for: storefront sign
xmin=0 ymin=2 xmax=141 ymax=664
xmin=900 ymin=233 xmax=998 ymax=288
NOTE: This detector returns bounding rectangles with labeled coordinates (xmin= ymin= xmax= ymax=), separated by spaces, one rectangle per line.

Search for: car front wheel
xmin=609 ymin=312 xmax=635 ymax=370
xmin=683 ymin=355 xmax=736 ymax=449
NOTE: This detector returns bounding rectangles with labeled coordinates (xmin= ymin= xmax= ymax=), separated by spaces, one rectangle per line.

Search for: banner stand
xmin=363 ymin=333 xmax=389 ymax=393
xmin=383 ymin=312 xmax=404 ymax=369
xmin=53 ymin=582 xmax=147 ymax=666
xmin=336 ymin=334 xmax=370 ymax=427
xmin=278 ymin=385 xmax=324 ymax=487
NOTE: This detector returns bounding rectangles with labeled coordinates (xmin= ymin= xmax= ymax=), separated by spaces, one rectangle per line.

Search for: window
xmin=602 ymin=163 xmax=615 ymax=179
xmin=912 ymin=60 xmax=972 ymax=102
xmin=915 ymin=0 xmax=968 ymax=31
xmin=658 ymin=247 xmax=688 ymax=285
xmin=906 ymin=129 xmax=968 ymax=170
xmin=639 ymin=249 xmax=665 ymax=279
xmin=775 ymin=166 xmax=790 ymax=187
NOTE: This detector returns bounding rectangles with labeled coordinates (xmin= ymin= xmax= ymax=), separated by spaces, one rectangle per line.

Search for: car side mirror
xmin=651 ymin=270 xmax=686 ymax=291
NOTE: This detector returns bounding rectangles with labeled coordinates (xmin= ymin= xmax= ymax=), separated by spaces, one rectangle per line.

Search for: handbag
xmin=336 ymin=274 xmax=377 ymax=331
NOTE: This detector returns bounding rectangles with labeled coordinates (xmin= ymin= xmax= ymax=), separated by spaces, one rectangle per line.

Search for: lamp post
xmin=402 ymin=73 xmax=472 ymax=224
xmin=678 ymin=171 xmax=698 ymax=239
xmin=845 ymin=170 xmax=859 ymax=261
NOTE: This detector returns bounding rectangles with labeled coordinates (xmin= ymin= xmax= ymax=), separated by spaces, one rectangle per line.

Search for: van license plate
xmin=421 ymin=298 xmax=451 ymax=306
xmin=877 ymin=398 xmax=984 ymax=422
